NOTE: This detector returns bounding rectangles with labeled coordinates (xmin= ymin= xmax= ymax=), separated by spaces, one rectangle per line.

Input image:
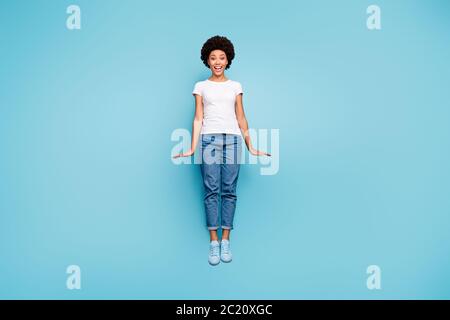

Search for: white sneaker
xmin=208 ymin=240 xmax=220 ymax=266
xmin=220 ymin=239 xmax=232 ymax=263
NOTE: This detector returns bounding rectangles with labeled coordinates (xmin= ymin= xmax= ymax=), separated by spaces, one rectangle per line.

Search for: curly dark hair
xmin=200 ymin=35 xmax=235 ymax=70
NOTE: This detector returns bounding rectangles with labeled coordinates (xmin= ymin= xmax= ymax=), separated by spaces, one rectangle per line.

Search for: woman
xmin=174 ymin=35 xmax=270 ymax=265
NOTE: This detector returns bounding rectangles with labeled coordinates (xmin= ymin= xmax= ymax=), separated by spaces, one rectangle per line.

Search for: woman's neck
xmin=208 ymin=74 xmax=228 ymax=82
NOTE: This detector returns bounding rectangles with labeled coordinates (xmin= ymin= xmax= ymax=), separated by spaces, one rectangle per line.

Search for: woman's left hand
xmin=249 ymin=148 xmax=271 ymax=156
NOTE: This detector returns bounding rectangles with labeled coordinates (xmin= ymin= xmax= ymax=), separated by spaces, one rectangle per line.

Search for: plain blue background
xmin=1 ymin=0 xmax=449 ymax=299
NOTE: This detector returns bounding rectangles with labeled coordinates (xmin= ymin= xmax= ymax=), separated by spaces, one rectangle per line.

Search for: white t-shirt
xmin=192 ymin=79 xmax=243 ymax=136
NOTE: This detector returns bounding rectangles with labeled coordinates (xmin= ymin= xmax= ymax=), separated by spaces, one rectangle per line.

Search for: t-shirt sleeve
xmin=192 ymin=82 xmax=203 ymax=96
xmin=235 ymin=82 xmax=243 ymax=96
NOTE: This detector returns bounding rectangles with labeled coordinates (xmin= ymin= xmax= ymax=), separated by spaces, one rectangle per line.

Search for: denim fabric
xmin=200 ymin=133 xmax=242 ymax=230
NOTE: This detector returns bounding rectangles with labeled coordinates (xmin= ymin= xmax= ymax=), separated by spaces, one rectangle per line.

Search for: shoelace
xmin=210 ymin=244 xmax=220 ymax=256
xmin=221 ymin=242 xmax=230 ymax=254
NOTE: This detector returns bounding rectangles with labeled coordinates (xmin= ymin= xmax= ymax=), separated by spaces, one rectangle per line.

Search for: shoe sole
xmin=209 ymin=258 xmax=220 ymax=266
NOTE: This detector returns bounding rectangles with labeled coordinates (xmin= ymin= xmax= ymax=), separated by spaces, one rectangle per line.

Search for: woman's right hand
xmin=173 ymin=149 xmax=194 ymax=158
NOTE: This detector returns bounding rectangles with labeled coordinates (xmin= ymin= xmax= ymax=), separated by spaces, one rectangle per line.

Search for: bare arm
xmin=173 ymin=94 xmax=203 ymax=158
xmin=190 ymin=94 xmax=203 ymax=153
xmin=235 ymin=93 xmax=271 ymax=156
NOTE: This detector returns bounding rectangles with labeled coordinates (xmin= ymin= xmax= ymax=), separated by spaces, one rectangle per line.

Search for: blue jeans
xmin=200 ymin=133 xmax=242 ymax=230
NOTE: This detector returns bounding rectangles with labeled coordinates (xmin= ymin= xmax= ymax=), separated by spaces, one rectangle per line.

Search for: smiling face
xmin=208 ymin=49 xmax=228 ymax=76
